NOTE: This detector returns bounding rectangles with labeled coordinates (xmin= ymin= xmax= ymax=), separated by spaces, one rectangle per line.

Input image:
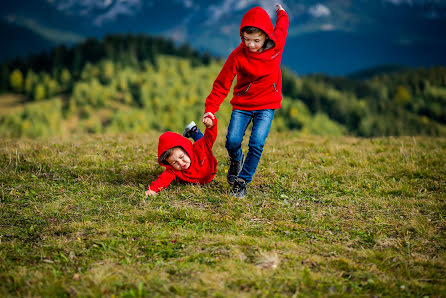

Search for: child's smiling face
xmin=166 ymin=147 xmax=191 ymax=171
xmin=243 ymin=32 xmax=267 ymax=52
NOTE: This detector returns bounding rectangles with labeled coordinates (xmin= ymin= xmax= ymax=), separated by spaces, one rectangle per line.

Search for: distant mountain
xmin=1 ymin=0 xmax=446 ymax=75
xmin=346 ymin=65 xmax=412 ymax=80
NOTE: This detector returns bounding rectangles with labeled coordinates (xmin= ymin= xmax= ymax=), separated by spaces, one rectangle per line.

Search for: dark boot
xmin=227 ymin=155 xmax=244 ymax=185
xmin=230 ymin=177 xmax=247 ymax=198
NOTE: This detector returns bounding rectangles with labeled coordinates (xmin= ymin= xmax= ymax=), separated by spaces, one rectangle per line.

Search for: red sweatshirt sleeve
xmin=273 ymin=10 xmax=289 ymax=49
xmin=197 ymin=117 xmax=218 ymax=153
xmin=204 ymin=50 xmax=239 ymax=115
xmin=149 ymin=169 xmax=176 ymax=193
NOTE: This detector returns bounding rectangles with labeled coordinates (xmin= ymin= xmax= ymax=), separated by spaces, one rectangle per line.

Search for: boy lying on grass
xmin=145 ymin=113 xmax=217 ymax=196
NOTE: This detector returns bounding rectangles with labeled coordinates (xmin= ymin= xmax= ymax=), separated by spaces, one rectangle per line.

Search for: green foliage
xmin=46 ymin=78 xmax=59 ymax=98
xmin=9 ymin=69 xmax=23 ymax=93
xmin=24 ymin=70 xmax=37 ymax=95
xmin=0 ymin=34 xmax=445 ymax=137
xmin=393 ymin=85 xmax=411 ymax=106
xmin=71 ymin=79 xmax=112 ymax=108
xmin=33 ymin=84 xmax=46 ymax=101
xmin=99 ymin=60 xmax=115 ymax=84
xmin=0 ymin=98 xmax=62 ymax=138
xmin=60 ymin=68 xmax=72 ymax=90
xmin=281 ymin=67 xmax=446 ymax=137
xmin=302 ymin=113 xmax=345 ymax=136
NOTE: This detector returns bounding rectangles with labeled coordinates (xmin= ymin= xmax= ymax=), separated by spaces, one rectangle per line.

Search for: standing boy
xmin=203 ymin=4 xmax=288 ymax=197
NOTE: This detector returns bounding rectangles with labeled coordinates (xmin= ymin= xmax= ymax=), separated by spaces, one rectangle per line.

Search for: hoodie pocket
xmin=273 ymin=83 xmax=278 ymax=92
xmin=236 ymin=83 xmax=252 ymax=96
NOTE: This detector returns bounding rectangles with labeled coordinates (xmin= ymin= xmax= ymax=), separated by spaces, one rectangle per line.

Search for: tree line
xmin=0 ymin=33 xmax=445 ymax=138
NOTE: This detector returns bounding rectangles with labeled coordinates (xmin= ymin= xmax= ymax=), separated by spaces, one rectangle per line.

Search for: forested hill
xmin=1 ymin=34 xmax=445 ymax=138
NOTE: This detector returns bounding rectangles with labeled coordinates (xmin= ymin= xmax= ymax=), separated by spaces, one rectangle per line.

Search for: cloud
xmin=384 ymin=0 xmax=409 ymax=4
xmin=321 ymin=23 xmax=335 ymax=31
xmin=207 ymin=0 xmax=238 ymax=24
xmin=55 ymin=0 xmax=129 ymax=11
xmin=3 ymin=15 xmax=84 ymax=44
xmin=176 ymin=0 xmax=194 ymax=9
xmin=308 ymin=4 xmax=330 ymax=18
xmin=234 ymin=0 xmax=256 ymax=10
xmin=383 ymin=0 xmax=446 ymax=6
xmin=206 ymin=0 xmax=287 ymax=24
xmin=164 ymin=13 xmax=195 ymax=43
xmin=49 ymin=0 xmax=143 ymax=26
xmin=94 ymin=0 xmax=142 ymax=26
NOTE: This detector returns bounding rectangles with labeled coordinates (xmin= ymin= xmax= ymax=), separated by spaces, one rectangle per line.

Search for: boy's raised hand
xmin=276 ymin=4 xmax=284 ymax=12
xmin=145 ymin=189 xmax=157 ymax=197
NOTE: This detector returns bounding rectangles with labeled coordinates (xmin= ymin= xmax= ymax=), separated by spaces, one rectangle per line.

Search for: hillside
xmin=1 ymin=133 xmax=445 ymax=296
xmin=1 ymin=34 xmax=446 ymax=138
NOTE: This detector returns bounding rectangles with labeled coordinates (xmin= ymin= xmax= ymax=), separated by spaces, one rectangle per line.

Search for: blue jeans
xmin=226 ymin=109 xmax=275 ymax=183
xmin=191 ymin=128 xmax=203 ymax=142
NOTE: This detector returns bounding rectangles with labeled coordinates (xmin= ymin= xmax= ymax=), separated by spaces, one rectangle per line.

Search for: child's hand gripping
xmin=202 ymin=112 xmax=215 ymax=128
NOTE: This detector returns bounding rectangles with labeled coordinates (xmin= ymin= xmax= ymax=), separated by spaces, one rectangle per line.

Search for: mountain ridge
xmin=2 ymin=0 xmax=446 ymax=75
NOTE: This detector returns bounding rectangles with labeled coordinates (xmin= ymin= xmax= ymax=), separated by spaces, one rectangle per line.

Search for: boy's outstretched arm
xmin=272 ymin=4 xmax=289 ymax=49
xmin=146 ymin=170 xmax=176 ymax=196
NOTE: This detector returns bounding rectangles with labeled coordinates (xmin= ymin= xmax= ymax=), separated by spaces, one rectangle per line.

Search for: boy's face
xmin=166 ymin=147 xmax=191 ymax=171
xmin=243 ymin=32 xmax=267 ymax=52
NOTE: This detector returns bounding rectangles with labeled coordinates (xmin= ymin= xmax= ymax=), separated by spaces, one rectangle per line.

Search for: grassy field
xmin=0 ymin=131 xmax=445 ymax=297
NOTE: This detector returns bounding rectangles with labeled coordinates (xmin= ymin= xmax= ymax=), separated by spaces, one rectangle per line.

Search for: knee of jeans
xmin=225 ymin=136 xmax=241 ymax=150
xmin=248 ymin=137 xmax=266 ymax=152
xmin=225 ymin=134 xmax=243 ymax=149
xmin=248 ymin=143 xmax=264 ymax=154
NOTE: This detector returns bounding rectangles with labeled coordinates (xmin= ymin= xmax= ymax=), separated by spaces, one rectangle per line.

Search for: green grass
xmin=1 ymin=131 xmax=445 ymax=296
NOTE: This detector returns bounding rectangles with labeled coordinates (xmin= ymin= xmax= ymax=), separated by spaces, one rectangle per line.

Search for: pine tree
xmin=34 ymin=84 xmax=46 ymax=101
xmin=10 ymin=69 xmax=24 ymax=93
xmin=60 ymin=68 xmax=72 ymax=90
xmin=1 ymin=63 xmax=10 ymax=92
xmin=24 ymin=70 xmax=37 ymax=96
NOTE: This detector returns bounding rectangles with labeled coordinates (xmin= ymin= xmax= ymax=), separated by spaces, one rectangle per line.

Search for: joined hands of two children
xmin=202 ymin=112 xmax=214 ymax=128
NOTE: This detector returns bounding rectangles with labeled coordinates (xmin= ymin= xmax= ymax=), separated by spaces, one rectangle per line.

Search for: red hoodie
xmin=205 ymin=7 xmax=289 ymax=115
xmin=149 ymin=118 xmax=218 ymax=193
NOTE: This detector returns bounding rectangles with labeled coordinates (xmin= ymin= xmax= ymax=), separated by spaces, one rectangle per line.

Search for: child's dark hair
xmin=241 ymin=26 xmax=273 ymax=49
xmin=159 ymin=146 xmax=182 ymax=165
xmin=241 ymin=26 xmax=267 ymax=36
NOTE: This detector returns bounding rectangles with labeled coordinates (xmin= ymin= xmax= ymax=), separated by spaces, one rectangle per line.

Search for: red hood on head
xmin=240 ymin=6 xmax=274 ymax=42
xmin=157 ymin=131 xmax=193 ymax=166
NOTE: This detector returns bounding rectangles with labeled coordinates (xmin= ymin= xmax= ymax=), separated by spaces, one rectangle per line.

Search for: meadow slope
xmin=1 ymin=131 xmax=445 ymax=296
